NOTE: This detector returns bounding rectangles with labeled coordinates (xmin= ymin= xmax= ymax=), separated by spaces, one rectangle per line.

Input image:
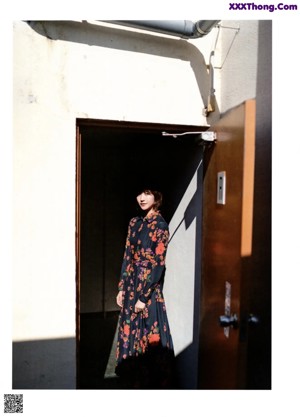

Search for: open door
xmin=75 ymin=120 xmax=207 ymax=389
xmin=199 ymin=100 xmax=256 ymax=389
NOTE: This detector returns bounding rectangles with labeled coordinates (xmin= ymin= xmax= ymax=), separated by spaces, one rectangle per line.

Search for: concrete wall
xmin=13 ymin=20 xmax=262 ymax=388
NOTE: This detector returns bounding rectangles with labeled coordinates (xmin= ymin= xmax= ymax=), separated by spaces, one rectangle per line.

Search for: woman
xmin=115 ymin=188 xmax=174 ymax=388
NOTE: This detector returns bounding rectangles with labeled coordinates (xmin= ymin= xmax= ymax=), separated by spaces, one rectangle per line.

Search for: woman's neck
xmin=145 ymin=208 xmax=158 ymax=218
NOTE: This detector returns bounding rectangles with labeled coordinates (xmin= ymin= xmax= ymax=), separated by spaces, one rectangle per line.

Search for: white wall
xmin=12 ymin=19 xmax=261 ymax=388
xmin=164 ymin=166 xmax=200 ymax=356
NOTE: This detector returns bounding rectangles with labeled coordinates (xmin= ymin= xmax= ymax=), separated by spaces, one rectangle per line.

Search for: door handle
xmin=219 ymin=313 xmax=238 ymax=328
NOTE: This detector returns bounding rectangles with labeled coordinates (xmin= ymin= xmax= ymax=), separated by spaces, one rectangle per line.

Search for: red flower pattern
xmin=116 ymin=213 xmax=173 ymax=373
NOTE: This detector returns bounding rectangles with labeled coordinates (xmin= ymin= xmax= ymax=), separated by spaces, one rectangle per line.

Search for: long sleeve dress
xmin=115 ymin=212 xmax=174 ymax=387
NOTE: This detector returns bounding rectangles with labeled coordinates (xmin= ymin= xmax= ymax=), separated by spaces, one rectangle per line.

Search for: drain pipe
xmin=102 ymin=20 xmax=220 ymax=39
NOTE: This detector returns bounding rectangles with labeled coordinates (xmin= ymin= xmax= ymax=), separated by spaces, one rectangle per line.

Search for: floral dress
xmin=115 ymin=212 xmax=174 ymax=387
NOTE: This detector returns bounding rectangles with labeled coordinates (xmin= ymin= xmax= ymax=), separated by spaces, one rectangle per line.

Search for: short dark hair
xmin=140 ymin=189 xmax=163 ymax=211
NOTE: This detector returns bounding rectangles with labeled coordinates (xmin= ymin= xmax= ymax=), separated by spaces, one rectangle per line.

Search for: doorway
xmin=75 ymin=119 xmax=207 ymax=389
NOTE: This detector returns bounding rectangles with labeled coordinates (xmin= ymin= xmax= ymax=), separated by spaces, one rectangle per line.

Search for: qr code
xmin=4 ymin=394 xmax=23 ymax=413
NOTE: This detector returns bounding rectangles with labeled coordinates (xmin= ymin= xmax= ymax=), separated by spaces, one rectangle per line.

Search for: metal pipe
xmin=102 ymin=20 xmax=220 ymax=39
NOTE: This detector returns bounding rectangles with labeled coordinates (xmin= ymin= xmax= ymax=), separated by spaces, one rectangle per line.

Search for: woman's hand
xmin=134 ymin=299 xmax=146 ymax=313
xmin=116 ymin=290 xmax=123 ymax=308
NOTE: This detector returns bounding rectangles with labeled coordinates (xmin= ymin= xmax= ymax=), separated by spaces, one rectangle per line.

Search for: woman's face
xmin=136 ymin=191 xmax=156 ymax=212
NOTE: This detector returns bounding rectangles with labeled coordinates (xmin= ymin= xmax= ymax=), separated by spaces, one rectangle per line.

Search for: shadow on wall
xmin=245 ymin=20 xmax=271 ymax=389
xmin=26 ymin=20 xmax=220 ymax=121
xmin=13 ymin=337 xmax=76 ymax=389
xmin=167 ymin=155 xmax=204 ymax=389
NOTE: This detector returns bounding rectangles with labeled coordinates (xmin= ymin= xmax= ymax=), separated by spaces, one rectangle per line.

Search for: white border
xmin=2 ymin=1 xmax=299 ymax=415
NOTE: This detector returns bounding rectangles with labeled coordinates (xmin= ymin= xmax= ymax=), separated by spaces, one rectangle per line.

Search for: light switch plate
xmin=217 ymin=171 xmax=226 ymax=204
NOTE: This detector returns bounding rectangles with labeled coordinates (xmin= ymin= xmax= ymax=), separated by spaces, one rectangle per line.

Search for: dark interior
xmin=78 ymin=123 xmax=204 ymax=388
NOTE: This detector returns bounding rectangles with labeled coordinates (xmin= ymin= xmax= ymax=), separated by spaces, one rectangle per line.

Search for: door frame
xmin=75 ymin=118 xmax=208 ymax=388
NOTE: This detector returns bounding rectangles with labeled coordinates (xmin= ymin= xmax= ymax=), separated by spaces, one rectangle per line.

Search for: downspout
xmin=101 ymin=20 xmax=220 ymax=39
